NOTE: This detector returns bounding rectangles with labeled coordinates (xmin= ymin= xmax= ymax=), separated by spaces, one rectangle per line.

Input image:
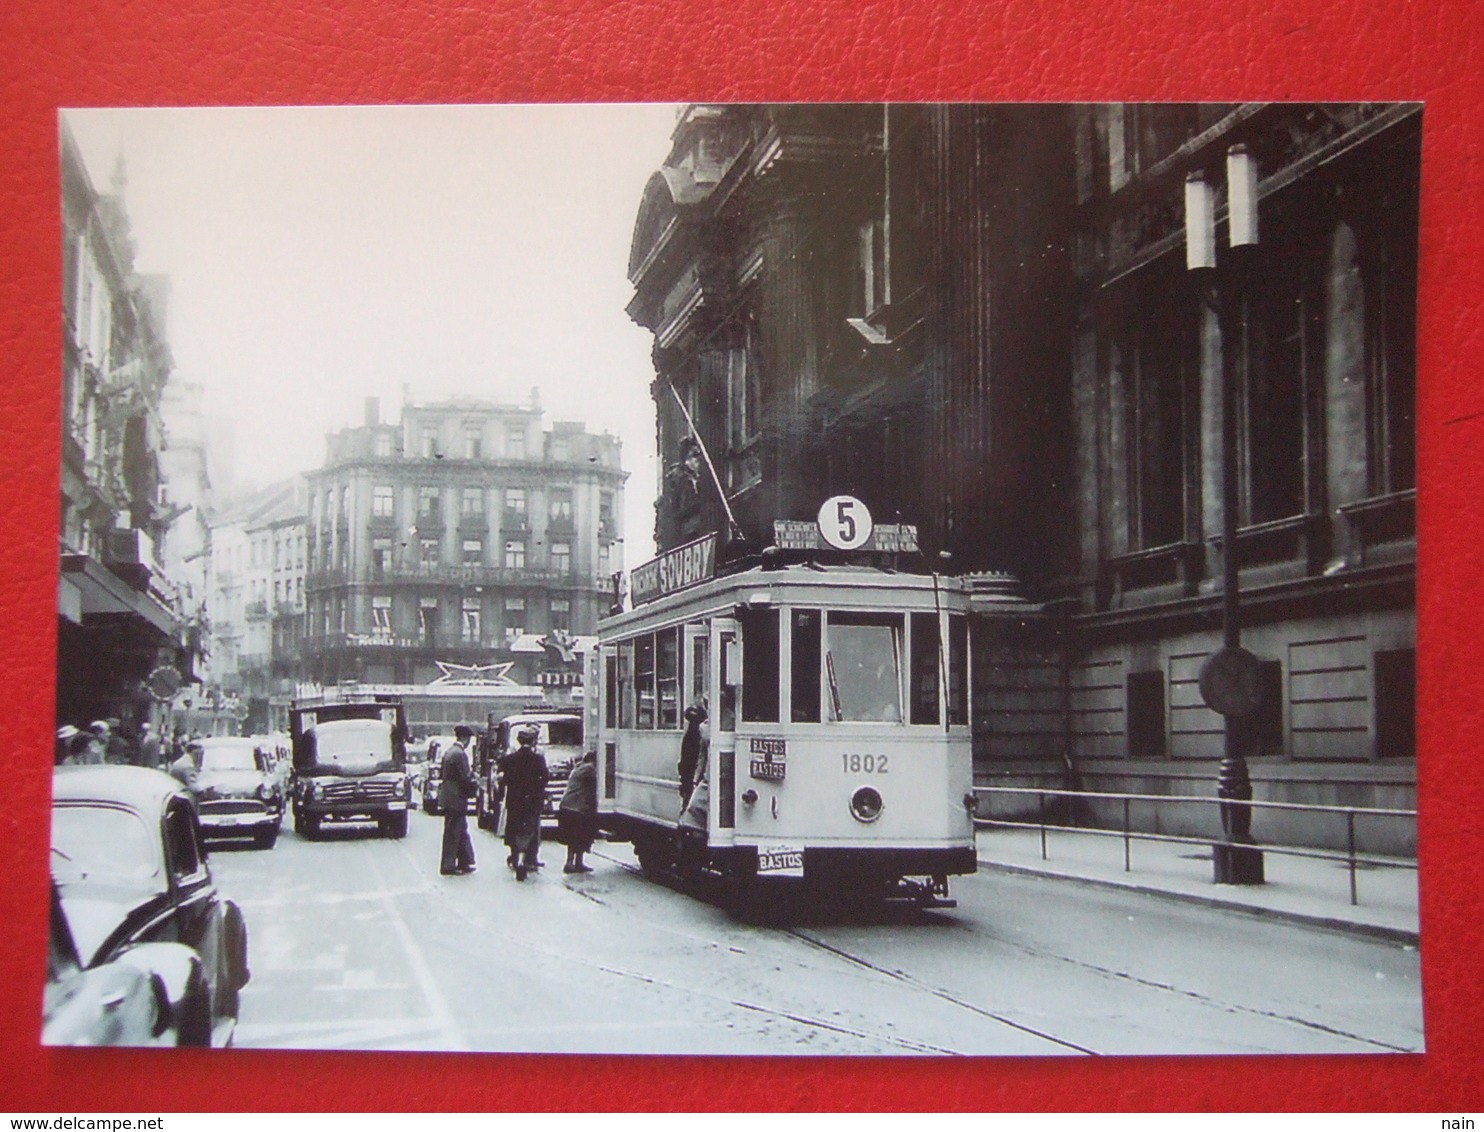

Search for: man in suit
xmin=438 ymin=725 xmax=479 ymax=876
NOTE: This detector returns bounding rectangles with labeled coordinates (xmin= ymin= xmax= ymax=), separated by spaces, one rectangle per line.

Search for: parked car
xmin=420 ymin=735 xmax=475 ymax=816
xmin=475 ymin=712 xmax=584 ymax=833
xmin=44 ymin=879 xmax=206 ymax=1047
xmin=50 ymin=766 xmax=249 ymax=1046
xmin=194 ymin=736 xmax=284 ymax=849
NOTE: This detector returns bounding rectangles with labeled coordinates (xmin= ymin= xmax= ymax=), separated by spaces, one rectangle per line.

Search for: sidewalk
xmin=974 ymin=823 xmax=1419 ymax=944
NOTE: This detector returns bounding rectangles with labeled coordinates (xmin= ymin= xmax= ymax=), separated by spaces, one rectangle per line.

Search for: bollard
xmin=1214 ymin=752 xmax=1265 ymax=885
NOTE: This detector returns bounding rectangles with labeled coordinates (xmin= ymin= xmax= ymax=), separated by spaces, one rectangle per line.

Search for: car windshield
xmin=304 ymin=719 xmax=397 ymax=774
xmin=199 ymin=743 xmax=259 ymax=772
xmin=546 ymin=719 xmax=582 ymax=746
xmin=51 ymin=804 xmax=161 ymax=886
xmin=504 ymin=719 xmax=582 ymax=748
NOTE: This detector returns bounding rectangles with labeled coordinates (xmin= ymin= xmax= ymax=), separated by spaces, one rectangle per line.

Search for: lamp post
xmin=1187 ymin=145 xmax=1266 ymax=886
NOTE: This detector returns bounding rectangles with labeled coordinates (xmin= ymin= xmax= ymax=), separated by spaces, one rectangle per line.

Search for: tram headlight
xmin=849 ymin=785 xmax=884 ymax=824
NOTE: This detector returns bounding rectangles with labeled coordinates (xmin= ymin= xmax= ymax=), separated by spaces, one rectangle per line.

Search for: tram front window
xmin=825 ymin=612 xmax=904 ymax=723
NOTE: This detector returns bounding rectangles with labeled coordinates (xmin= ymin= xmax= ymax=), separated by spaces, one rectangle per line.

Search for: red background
xmin=2 ymin=0 xmax=1479 ymax=1112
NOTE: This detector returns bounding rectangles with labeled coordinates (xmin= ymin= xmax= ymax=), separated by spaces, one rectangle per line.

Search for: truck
xmin=288 ymin=694 xmax=411 ymax=839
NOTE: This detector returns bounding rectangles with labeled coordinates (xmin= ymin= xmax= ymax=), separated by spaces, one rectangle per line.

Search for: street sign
xmin=1198 ymin=646 xmax=1265 ymax=718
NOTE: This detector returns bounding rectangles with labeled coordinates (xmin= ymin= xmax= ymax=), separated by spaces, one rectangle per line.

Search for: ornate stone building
xmin=628 ymin=104 xmax=1418 ymax=848
xmin=301 ymin=395 xmax=625 ymax=692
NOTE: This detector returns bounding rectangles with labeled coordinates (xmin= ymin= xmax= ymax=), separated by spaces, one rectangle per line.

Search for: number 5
xmin=837 ymin=500 xmax=856 ymax=543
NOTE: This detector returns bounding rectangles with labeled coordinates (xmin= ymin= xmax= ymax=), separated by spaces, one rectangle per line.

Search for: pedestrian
xmin=558 ymin=750 xmax=598 ymax=874
xmin=502 ymin=725 xmax=549 ymax=881
xmin=137 ymin=722 xmax=163 ymax=770
xmin=168 ymin=741 xmax=201 ymax=793
xmin=104 ymin=718 xmax=132 ymax=765
xmin=438 ymin=724 xmax=478 ymax=876
xmin=82 ymin=722 xmax=109 ymax=765
xmin=55 ymin=725 xmax=79 ymax=766
xmin=677 ymin=702 xmax=707 ymax=807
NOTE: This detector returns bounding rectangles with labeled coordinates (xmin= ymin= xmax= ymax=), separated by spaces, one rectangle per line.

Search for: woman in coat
xmin=501 ymin=726 xmax=549 ymax=881
xmin=557 ymin=751 xmax=598 ymax=873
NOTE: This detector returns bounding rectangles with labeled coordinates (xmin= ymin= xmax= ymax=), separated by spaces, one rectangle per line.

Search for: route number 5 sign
xmin=818 ymin=495 xmax=874 ymax=551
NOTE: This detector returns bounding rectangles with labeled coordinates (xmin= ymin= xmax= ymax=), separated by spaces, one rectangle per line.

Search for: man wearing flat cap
xmin=438 ymin=724 xmax=479 ymax=876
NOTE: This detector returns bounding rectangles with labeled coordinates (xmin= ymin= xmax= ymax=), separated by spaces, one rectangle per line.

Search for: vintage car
xmin=420 ymin=735 xmax=476 ymax=816
xmin=44 ymin=878 xmax=206 ymax=1047
xmin=475 ymin=712 xmax=584 ymax=833
xmin=194 ymin=736 xmax=284 ymax=849
xmin=50 ymin=766 xmax=250 ymax=1047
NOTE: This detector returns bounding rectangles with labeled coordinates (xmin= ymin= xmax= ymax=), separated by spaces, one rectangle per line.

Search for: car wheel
xmin=255 ymin=826 xmax=279 ymax=850
xmin=383 ymin=812 xmax=408 ymax=839
xmin=176 ymin=983 xmax=213 ymax=1048
xmin=296 ymin=812 xmax=321 ymax=840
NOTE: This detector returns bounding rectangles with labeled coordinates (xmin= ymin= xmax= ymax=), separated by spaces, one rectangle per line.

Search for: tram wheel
xmin=633 ymin=832 xmax=674 ymax=878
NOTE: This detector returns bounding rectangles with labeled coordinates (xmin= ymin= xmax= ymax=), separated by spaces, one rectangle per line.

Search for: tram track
xmin=393 ymin=843 xmax=972 ymax=1054
xmin=591 ymin=847 xmax=1093 ymax=1055
xmin=272 ymin=826 xmax=1415 ymax=1056
xmin=599 ymin=844 xmax=1414 ymax=1056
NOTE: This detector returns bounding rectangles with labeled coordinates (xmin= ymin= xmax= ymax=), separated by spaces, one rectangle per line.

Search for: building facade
xmin=202 ymin=479 xmax=306 ymax=734
xmin=301 ymin=396 xmax=626 ymax=694
xmin=57 ymin=120 xmax=195 ymax=736
xmin=628 ymin=104 xmax=1418 ymax=850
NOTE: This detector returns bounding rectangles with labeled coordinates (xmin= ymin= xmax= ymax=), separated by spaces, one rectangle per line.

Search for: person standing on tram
xmin=677 ymin=702 xmax=707 ymax=808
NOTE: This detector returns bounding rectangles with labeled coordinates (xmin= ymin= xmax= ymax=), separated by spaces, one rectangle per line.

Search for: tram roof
xmin=600 ymin=562 xmax=977 ymax=634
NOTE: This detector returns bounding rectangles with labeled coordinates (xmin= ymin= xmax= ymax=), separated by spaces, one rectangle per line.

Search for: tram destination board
xmin=773 ymin=519 xmax=919 ymax=553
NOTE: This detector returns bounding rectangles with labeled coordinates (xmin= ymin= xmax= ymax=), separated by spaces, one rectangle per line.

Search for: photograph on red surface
xmin=46 ymin=101 xmax=1422 ymax=1062
xmin=3 ymin=0 xmax=1480 ymax=1114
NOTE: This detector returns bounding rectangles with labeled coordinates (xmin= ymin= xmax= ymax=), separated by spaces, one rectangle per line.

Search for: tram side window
xmin=689 ymin=629 xmax=709 ymax=710
xmin=718 ymin=628 xmax=737 ymax=731
xmin=739 ymin=607 xmax=780 ymax=723
xmin=657 ymin=627 xmax=680 ymax=729
xmin=604 ymin=650 xmax=617 ymax=730
xmin=636 ymin=635 xmax=656 ymax=729
xmin=910 ymin=612 xmax=940 ymax=725
xmin=948 ymin=614 xmax=969 ymax=726
xmin=617 ymin=641 xmax=635 ymax=729
xmin=791 ymin=609 xmax=822 ymax=723
xmin=826 ymin=611 xmax=904 ymax=723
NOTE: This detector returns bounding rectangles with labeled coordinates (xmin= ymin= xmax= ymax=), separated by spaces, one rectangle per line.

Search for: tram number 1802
xmin=841 ymin=753 xmax=889 ymax=774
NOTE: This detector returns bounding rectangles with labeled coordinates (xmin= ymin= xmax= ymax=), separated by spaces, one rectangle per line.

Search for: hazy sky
xmin=64 ymin=103 xmax=679 ymax=564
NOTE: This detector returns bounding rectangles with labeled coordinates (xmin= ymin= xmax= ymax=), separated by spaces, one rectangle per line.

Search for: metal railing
xmin=972 ymin=785 xmax=1416 ymax=907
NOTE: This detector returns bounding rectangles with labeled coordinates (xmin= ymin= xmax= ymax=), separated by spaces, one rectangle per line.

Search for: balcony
xmin=382 ymin=562 xmax=573 ymax=587
xmin=244 ymin=599 xmax=270 ymax=622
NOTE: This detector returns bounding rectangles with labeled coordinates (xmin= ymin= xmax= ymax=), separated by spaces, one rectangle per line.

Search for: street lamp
xmin=1187 ymin=144 xmax=1266 ymax=886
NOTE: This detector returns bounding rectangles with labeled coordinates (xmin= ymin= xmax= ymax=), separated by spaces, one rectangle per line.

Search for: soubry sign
xmin=631 ymin=533 xmax=718 ymax=606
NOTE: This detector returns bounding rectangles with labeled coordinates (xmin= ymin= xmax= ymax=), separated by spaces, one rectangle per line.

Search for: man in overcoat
xmin=438 ymin=725 xmax=479 ymax=876
xmin=501 ymin=725 xmax=549 ymax=881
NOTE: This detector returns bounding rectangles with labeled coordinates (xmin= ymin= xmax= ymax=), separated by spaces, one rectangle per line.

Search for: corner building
xmin=302 ymin=396 xmax=625 ymax=690
xmin=628 ymin=104 xmax=1418 ymax=851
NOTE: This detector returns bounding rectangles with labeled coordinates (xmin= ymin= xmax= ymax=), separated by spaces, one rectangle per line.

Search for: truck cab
xmin=288 ymin=696 xmax=410 ymax=839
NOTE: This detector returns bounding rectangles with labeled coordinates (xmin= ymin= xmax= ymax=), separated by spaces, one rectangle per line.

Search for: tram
xmin=591 ymin=528 xmax=978 ymax=909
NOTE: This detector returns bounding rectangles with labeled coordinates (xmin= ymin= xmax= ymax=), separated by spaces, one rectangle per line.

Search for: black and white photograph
xmin=49 ymin=102 xmax=1420 ymax=1056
